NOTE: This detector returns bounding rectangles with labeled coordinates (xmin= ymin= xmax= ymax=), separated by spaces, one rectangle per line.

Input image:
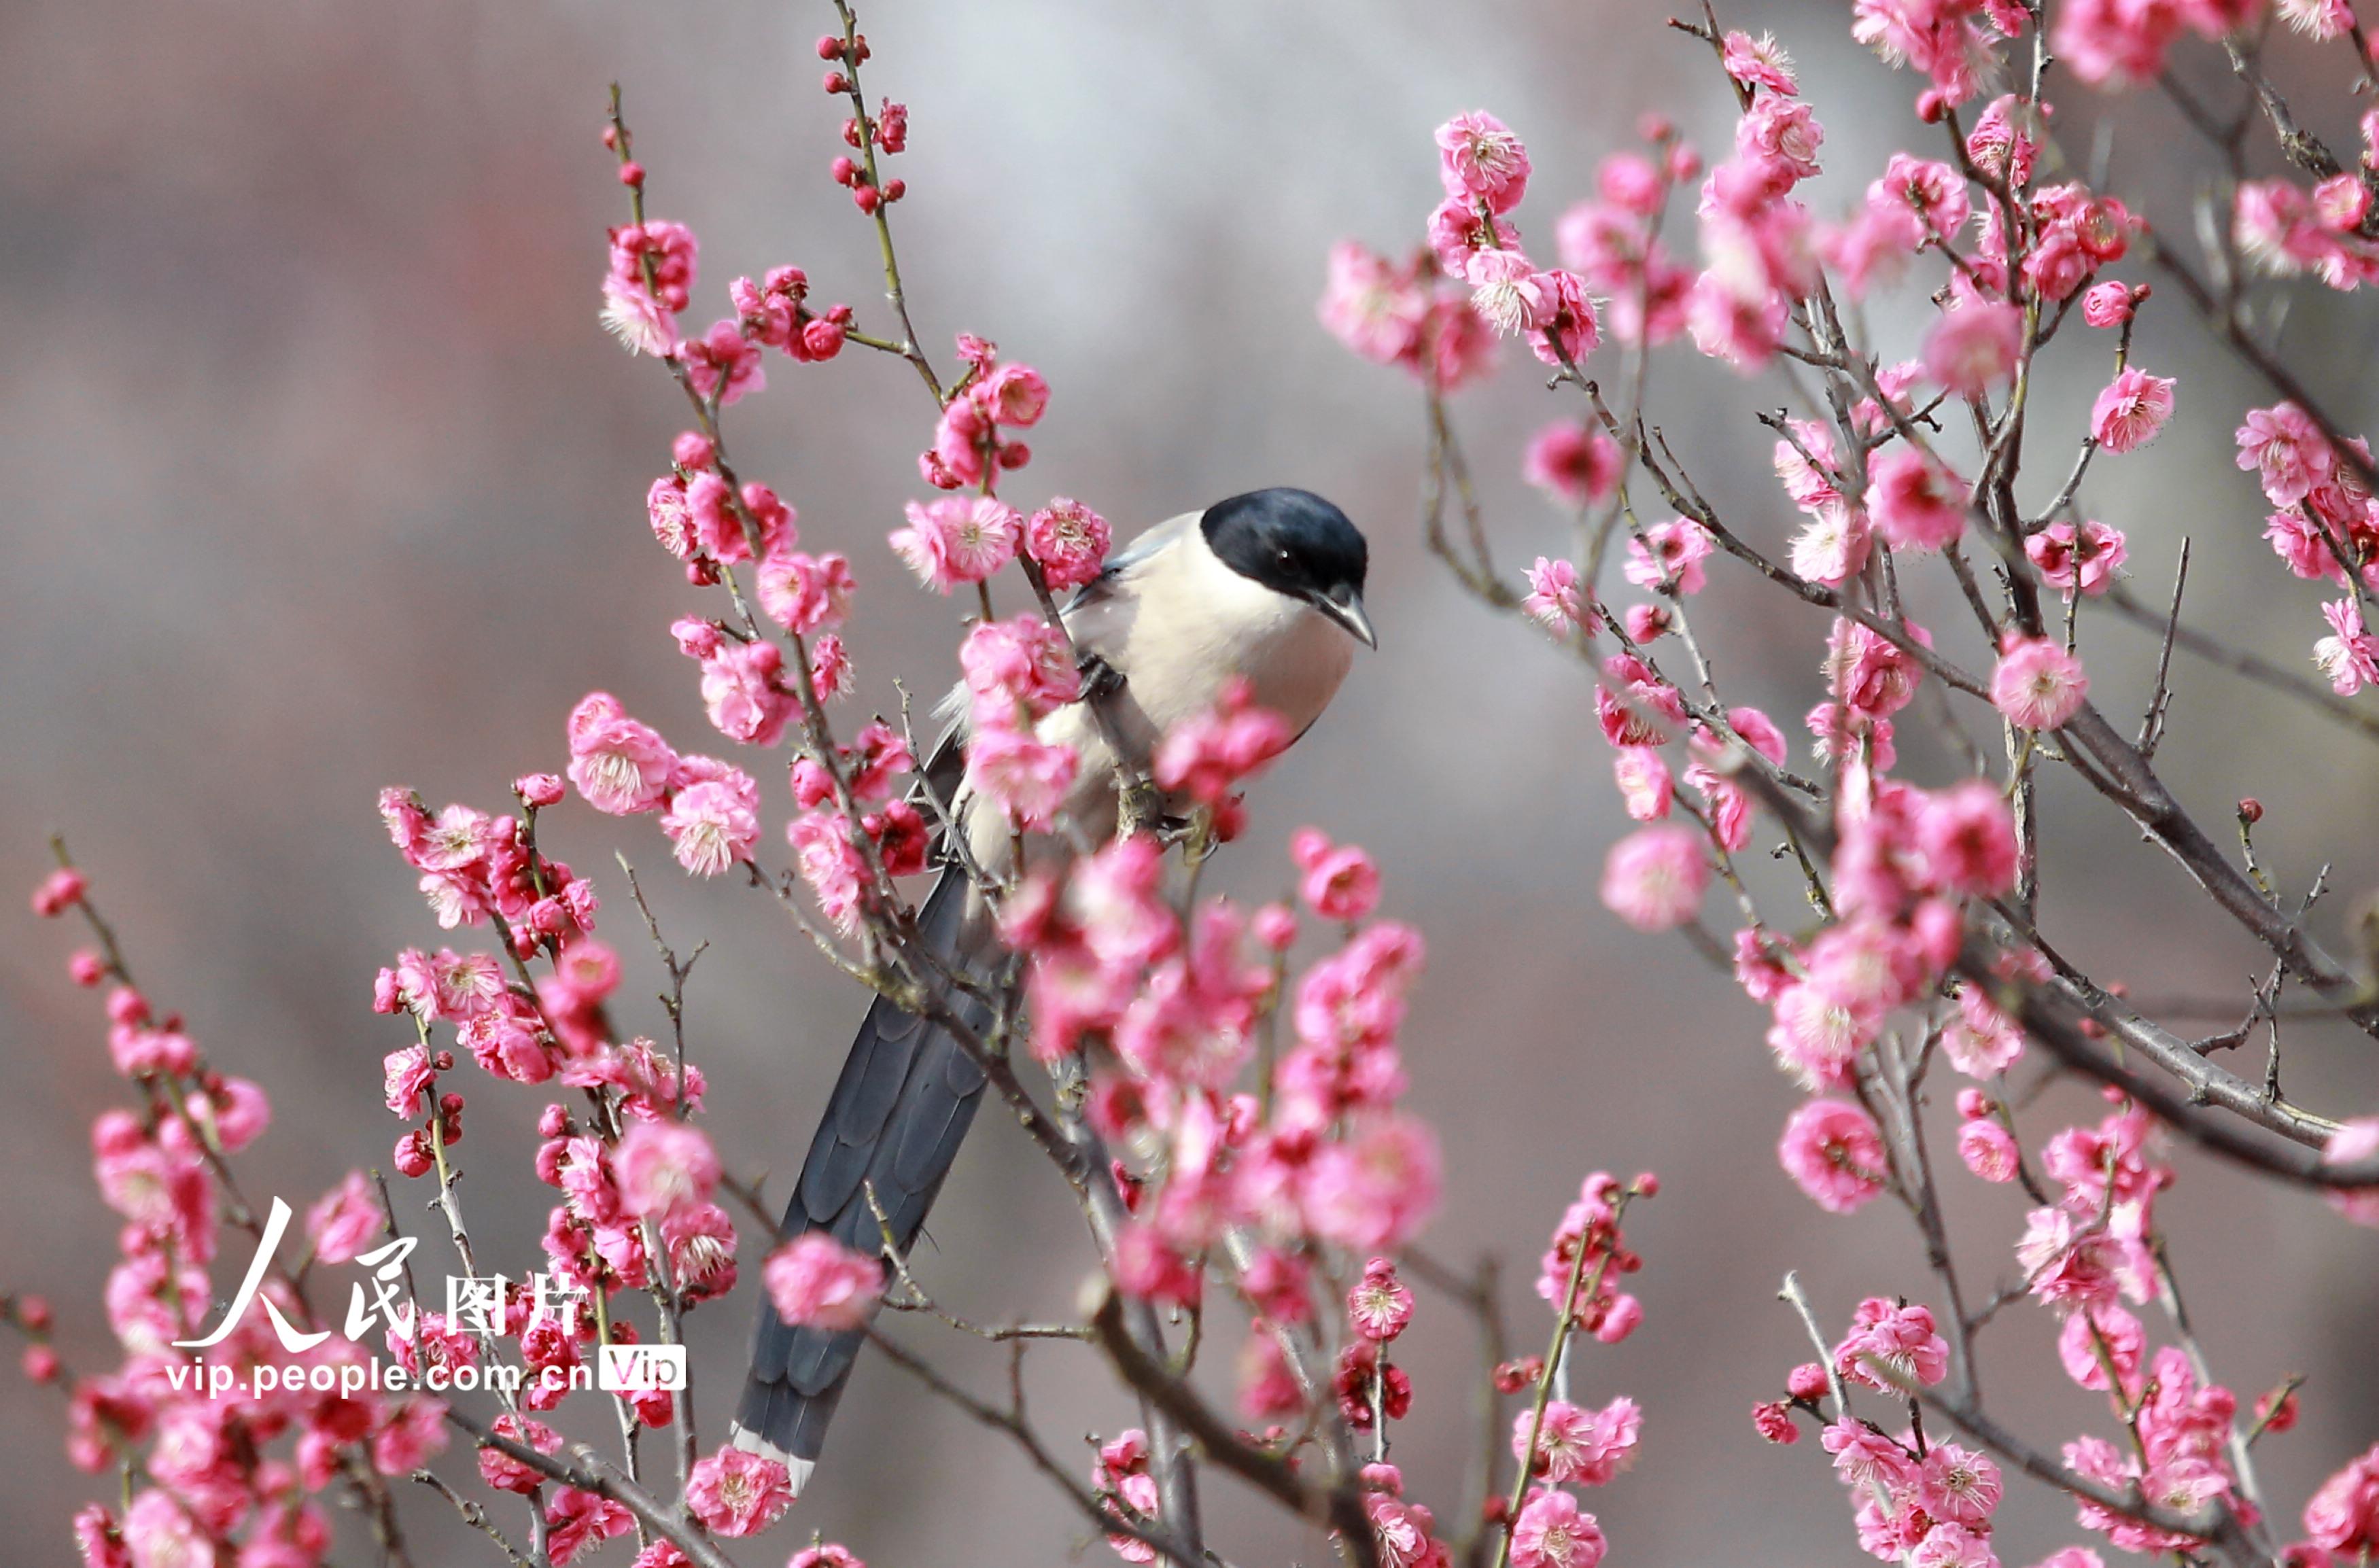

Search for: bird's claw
xmin=1079 ymin=653 xmax=1127 ymax=703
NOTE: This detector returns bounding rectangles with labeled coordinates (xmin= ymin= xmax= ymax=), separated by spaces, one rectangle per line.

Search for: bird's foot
xmin=1079 ymin=652 xmax=1128 ymax=704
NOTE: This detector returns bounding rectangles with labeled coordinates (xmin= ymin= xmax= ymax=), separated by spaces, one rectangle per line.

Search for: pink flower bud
xmin=823 ymin=71 xmax=850 ymax=94
xmin=815 ymin=33 xmax=843 ymax=58
xmin=31 ymin=867 xmax=86 ymax=918
xmin=22 ymin=1344 xmax=59 ymax=1383
xmin=852 ymin=184 xmax=880 ymax=213
xmin=18 ymin=1295 xmax=52 ymax=1331
xmin=883 ymin=177 xmax=907 ymax=201
xmin=1252 ymin=902 xmax=1299 ymax=952
xmin=1786 ymin=1361 xmax=1828 ymax=1401
xmin=2239 ymin=797 xmax=2265 ymax=824
xmin=830 ymin=156 xmax=858 ymax=186
xmin=515 ymin=773 xmax=566 ymax=809
xmin=67 ymin=949 xmax=106 ymax=987
xmin=617 ymin=161 xmax=644 ymax=188
xmin=2080 ymin=281 xmax=2134 ymax=328
xmin=672 ymin=430 xmax=716 ymax=470
xmin=538 ymin=1104 xmax=570 ymax=1139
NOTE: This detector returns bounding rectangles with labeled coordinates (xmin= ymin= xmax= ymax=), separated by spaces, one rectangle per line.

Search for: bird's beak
xmin=1314 ymin=585 xmax=1378 ymax=650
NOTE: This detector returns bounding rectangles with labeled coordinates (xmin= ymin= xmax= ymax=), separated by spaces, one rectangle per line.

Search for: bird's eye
xmin=1276 ymin=546 xmax=1294 ymax=567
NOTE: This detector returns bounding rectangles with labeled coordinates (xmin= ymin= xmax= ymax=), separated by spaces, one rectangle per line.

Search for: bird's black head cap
xmin=1200 ymin=488 xmax=1374 ymax=646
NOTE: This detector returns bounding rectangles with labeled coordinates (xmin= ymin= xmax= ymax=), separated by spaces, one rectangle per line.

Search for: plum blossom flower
xmin=1509 ymin=1489 xmax=1605 ymax=1568
xmin=1779 ymin=1098 xmax=1888 ymax=1213
xmin=1153 ymin=682 xmax=1293 ymax=805
xmin=1622 ymin=519 xmax=1716 ymax=595
xmin=1523 ymin=558 xmax=1586 ymax=631
xmin=1958 ymin=1117 xmax=2021 ymax=1183
xmin=1319 ymin=242 xmax=1427 ymax=366
xmin=967 ymin=724 xmax=1080 ymax=830
xmin=1524 ymin=424 xmax=1622 ymax=506
xmin=763 ymin=1232 xmax=884 ymax=1330
xmin=1599 ymin=825 xmax=1706 ymax=930
xmin=612 ymin=1120 xmax=720 ymax=1220
xmin=1436 ymin=111 xmax=1532 ymax=213
xmin=305 ymin=1171 xmax=384 ymax=1265
xmin=1026 ymin=498 xmax=1112 ymax=589
xmin=479 ymin=1414 xmax=563 ymax=1495
xmin=2304 ymin=1442 xmax=2379 ymax=1552
xmin=695 ymin=639 xmax=795 ymax=748
xmin=1347 ymin=1257 xmax=1414 ymax=1340
xmin=757 ymin=550 xmax=857 ymax=635
xmin=2090 ymin=368 xmax=2176 ymax=453
xmin=1924 ymin=301 xmax=2024 ymax=398
xmin=1992 ymin=636 xmax=2089 ymax=729
xmin=891 ymin=496 xmax=1022 ymax=591
xmin=2322 ymin=1118 xmax=2379 ymax=1225
xmin=1917 ymin=782 xmax=2019 ymax=897
xmin=2081 ymin=281 xmax=2136 ymax=326
xmin=684 ymin=1447 xmax=793 ymax=1537
xmin=2314 ymin=597 xmax=2379 ymax=695
xmin=1516 ymin=1397 xmax=1642 ymax=1486
xmin=1723 ymin=30 xmax=1798 ymax=94
xmin=1465 ymin=249 xmax=1557 ymax=336
xmin=2237 ymin=402 xmax=2332 ymax=506
xmin=1835 ymin=1298 xmax=1950 ymax=1391
xmin=1865 ymin=446 xmax=1966 ymax=551
xmin=566 ymin=693 xmax=676 ymax=815
xmin=659 ymin=768 xmax=759 ymax=878
xmin=2281 ymin=0 xmax=2358 ymax=37
xmin=1293 ymin=829 xmax=1383 ymax=922
xmin=2026 ymin=519 xmax=2127 ymax=595
xmin=1306 ymin=1113 xmax=1442 ymax=1251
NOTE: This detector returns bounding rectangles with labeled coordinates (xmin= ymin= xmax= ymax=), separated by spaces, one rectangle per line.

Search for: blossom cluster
xmin=1325 ymin=3 xmax=2379 ymax=1565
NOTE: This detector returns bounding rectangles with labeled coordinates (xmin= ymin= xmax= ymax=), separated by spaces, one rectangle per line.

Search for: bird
xmin=731 ymin=486 xmax=1374 ymax=1490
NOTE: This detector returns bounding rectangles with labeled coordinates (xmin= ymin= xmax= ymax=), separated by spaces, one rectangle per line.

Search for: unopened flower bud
xmin=2238 ymin=797 xmax=2264 ymax=824
xmin=882 ymin=177 xmax=906 ymax=201
xmin=617 ymin=161 xmax=644 ymax=188
xmin=815 ymin=33 xmax=844 ymax=59
xmin=515 ymin=773 xmax=565 ymax=809
xmin=831 ymin=156 xmax=858 ymax=186
xmin=672 ymin=430 xmax=716 ymax=470
xmin=1786 ymin=1361 xmax=1828 ymax=1401
xmin=823 ymin=71 xmax=850 ymax=95
xmin=22 ymin=1344 xmax=60 ymax=1383
xmin=18 ymin=1296 xmax=52 ymax=1331
xmin=852 ymin=184 xmax=880 ymax=213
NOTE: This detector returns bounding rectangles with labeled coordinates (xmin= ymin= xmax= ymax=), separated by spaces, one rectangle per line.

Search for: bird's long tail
xmin=730 ymin=866 xmax=994 ymax=1488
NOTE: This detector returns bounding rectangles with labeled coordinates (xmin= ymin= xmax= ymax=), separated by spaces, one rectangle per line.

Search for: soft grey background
xmin=3 ymin=2 xmax=2375 ymax=1565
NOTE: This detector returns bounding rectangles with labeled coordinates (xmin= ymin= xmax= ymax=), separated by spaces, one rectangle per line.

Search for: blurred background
xmin=4 ymin=1 xmax=2377 ymax=1563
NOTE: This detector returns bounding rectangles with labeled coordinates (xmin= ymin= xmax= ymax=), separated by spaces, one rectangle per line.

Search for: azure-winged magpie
xmin=731 ymin=487 xmax=1373 ymax=1488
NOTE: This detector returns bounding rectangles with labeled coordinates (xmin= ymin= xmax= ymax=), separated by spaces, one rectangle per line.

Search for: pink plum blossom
xmin=763 ymin=1232 xmax=884 ymax=1330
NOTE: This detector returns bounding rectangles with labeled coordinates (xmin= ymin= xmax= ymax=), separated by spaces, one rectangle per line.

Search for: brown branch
xmin=1092 ymin=1293 xmax=1380 ymax=1568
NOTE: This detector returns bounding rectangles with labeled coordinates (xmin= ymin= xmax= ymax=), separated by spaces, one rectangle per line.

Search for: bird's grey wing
xmin=1060 ymin=511 xmax=1195 ymax=616
xmin=1060 ymin=511 xmax=1197 ymax=662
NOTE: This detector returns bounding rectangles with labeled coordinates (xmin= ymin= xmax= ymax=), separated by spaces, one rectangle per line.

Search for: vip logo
xmin=597 ymin=1343 xmax=688 ymax=1393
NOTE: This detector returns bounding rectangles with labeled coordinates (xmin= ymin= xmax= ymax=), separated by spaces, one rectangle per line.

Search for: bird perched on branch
xmin=732 ymin=487 xmax=1374 ymax=1490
